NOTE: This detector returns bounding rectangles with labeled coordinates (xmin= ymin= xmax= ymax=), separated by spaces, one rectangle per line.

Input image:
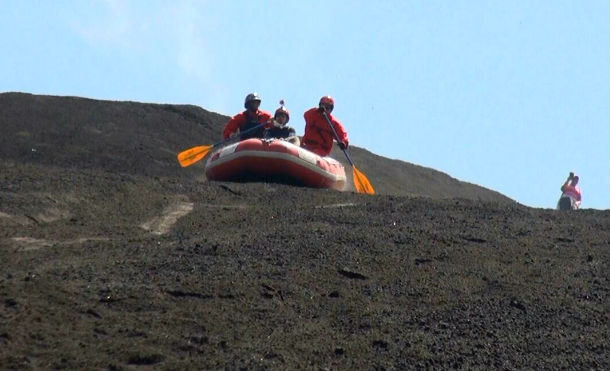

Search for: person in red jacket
xmin=301 ymin=96 xmax=349 ymax=157
xmin=222 ymin=93 xmax=272 ymax=140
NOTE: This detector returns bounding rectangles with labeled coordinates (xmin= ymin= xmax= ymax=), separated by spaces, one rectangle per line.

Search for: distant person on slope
xmin=223 ymin=93 xmax=272 ymax=140
xmin=557 ymin=172 xmax=582 ymax=210
xmin=301 ymin=96 xmax=348 ymax=157
xmin=263 ymin=100 xmax=300 ymax=146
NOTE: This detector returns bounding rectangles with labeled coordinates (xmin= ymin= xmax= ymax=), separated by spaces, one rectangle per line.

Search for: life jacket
xmin=264 ymin=124 xmax=296 ymax=140
xmin=241 ymin=110 xmax=268 ymax=140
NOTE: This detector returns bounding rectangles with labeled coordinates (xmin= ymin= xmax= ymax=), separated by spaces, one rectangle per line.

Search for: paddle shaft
xmin=212 ymin=121 xmax=268 ymax=149
xmin=321 ymin=111 xmax=355 ymax=166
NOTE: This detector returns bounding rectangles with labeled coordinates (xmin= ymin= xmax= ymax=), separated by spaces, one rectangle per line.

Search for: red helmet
xmin=319 ymin=95 xmax=334 ymax=107
xmin=274 ymin=106 xmax=290 ymax=122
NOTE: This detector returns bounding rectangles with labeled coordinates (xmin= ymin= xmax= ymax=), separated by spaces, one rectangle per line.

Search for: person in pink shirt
xmin=557 ymin=172 xmax=582 ymax=210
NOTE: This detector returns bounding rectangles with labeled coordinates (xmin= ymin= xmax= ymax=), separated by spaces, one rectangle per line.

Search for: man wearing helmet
xmin=223 ymin=93 xmax=272 ymax=140
xmin=557 ymin=172 xmax=582 ymax=210
xmin=263 ymin=101 xmax=300 ymax=146
xmin=301 ymin=96 xmax=349 ymax=157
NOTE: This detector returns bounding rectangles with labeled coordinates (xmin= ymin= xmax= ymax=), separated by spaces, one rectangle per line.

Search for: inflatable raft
xmin=205 ymin=138 xmax=346 ymax=190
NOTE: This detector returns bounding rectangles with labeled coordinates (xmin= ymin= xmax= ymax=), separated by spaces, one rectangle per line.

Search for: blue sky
xmin=1 ymin=1 xmax=608 ymax=209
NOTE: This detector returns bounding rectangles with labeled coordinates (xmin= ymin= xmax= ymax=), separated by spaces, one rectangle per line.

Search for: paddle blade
xmin=352 ymin=166 xmax=375 ymax=194
xmin=177 ymin=145 xmax=212 ymax=167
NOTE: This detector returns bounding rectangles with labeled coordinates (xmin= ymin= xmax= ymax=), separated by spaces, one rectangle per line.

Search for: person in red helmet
xmin=223 ymin=92 xmax=272 ymax=140
xmin=263 ymin=100 xmax=300 ymax=146
xmin=301 ymin=95 xmax=349 ymax=157
xmin=557 ymin=172 xmax=582 ymax=210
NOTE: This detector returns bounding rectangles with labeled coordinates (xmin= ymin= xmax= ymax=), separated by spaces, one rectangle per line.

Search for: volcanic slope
xmin=0 ymin=92 xmax=511 ymax=201
xmin=1 ymin=92 xmax=609 ymax=370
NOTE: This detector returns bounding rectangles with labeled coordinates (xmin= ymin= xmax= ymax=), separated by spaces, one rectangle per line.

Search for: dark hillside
xmin=0 ymin=92 xmax=512 ymax=202
xmin=344 ymin=147 xmax=508 ymax=201
xmin=0 ymin=92 xmax=223 ymax=178
xmin=0 ymin=92 xmax=608 ymax=371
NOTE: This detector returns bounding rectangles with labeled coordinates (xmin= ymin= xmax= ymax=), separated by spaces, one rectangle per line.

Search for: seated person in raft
xmin=263 ymin=101 xmax=300 ymax=146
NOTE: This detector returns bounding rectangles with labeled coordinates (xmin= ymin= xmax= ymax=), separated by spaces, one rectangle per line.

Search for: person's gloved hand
xmin=338 ymin=141 xmax=347 ymax=150
xmin=229 ymin=129 xmax=240 ymax=139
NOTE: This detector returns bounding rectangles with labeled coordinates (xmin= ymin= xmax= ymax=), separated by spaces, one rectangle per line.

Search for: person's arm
xmin=223 ymin=114 xmax=244 ymax=139
xmin=288 ymin=136 xmax=300 ymax=146
xmin=284 ymin=127 xmax=299 ymax=144
xmin=260 ymin=111 xmax=273 ymax=129
xmin=332 ymin=118 xmax=349 ymax=148
xmin=302 ymin=110 xmax=315 ymax=138
xmin=303 ymin=108 xmax=315 ymax=126
xmin=560 ymin=173 xmax=573 ymax=192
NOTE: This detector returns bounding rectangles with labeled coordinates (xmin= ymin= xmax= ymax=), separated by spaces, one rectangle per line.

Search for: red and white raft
xmin=205 ymin=138 xmax=346 ymax=190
